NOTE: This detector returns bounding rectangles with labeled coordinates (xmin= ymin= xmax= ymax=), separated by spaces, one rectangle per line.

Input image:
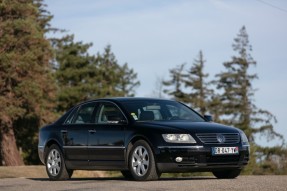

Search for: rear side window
xmin=64 ymin=102 xmax=98 ymax=124
xmin=74 ymin=102 xmax=97 ymax=124
xmin=65 ymin=107 xmax=78 ymax=124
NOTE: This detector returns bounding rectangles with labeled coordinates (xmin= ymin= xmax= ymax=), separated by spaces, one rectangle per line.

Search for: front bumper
xmin=38 ymin=145 xmax=45 ymax=164
xmin=155 ymin=145 xmax=249 ymax=173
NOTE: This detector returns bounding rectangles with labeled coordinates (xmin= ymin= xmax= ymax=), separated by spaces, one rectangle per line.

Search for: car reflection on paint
xmin=38 ymin=97 xmax=249 ymax=181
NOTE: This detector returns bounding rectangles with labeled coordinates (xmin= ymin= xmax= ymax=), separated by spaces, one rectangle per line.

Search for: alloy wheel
xmin=47 ymin=149 xmax=61 ymax=176
xmin=131 ymin=146 xmax=149 ymax=176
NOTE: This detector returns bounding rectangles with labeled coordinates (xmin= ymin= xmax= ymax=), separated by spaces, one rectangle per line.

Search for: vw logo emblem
xmin=217 ymin=134 xmax=225 ymax=143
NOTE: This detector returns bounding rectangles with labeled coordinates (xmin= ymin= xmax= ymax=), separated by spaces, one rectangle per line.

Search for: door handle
xmin=88 ymin=129 xmax=97 ymax=133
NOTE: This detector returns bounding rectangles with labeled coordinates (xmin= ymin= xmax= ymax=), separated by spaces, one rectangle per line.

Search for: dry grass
xmin=0 ymin=165 xmax=107 ymax=179
xmin=0 ymin=166 xmax=47 ymax=178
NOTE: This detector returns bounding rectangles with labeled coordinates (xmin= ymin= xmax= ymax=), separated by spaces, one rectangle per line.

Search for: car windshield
xmin=121 ymin=100 xmax=205 ymax=122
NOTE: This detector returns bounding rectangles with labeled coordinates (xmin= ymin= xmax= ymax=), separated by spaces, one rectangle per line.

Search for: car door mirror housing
xmin=119 ymin=119 xmax=128 ymax=124
xmin=105 ymin=115 xmax=128 ymax=124
xmin=204 ymin=115 xmax=213 ymax=122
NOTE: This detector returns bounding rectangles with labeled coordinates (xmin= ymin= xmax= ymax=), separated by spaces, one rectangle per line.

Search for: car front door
xmin=88 ymin=101 xmax=127 ymax=168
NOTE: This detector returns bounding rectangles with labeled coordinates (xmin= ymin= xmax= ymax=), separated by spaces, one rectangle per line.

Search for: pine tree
xmin=53 ymin=35 xmax=96 ymax=112
xmin=208 ymin=94 xmax=222 ymax=122
xmin=95 ymin=45 xmax=140 ymax=98
xmin=163 ymin=63 xmax=186 ymax=101
xmin=215 ymin=26 xmax=284 ymax=174
xmin=54 ymin=41 xmax=140 ymax=112
xmin=94 ymin=45 xmax=124 ymax=97
xmin=0 ymin=0 xmax=56 ymax=165
xmin=163 ymin=53 xmax=212 ymax=115
xmin=216 ymin=26 xmax=281 ymax=142
xmin=117 ymin=63 xmax=140 ymax=97
xmin=183 ymin=51 xmax=212 ymax=115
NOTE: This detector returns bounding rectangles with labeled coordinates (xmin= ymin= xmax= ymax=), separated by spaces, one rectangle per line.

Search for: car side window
xmin=96 ymin=102 xmax=126 ymax=124
xmin=73 ymin=102 xmax=97 ymax=124
xmin=166 ymin=104 xmax=180 ymax=117
xmin=166 ymin=104 xmax=196 ymax=120
xmin=65 ymin=107 xmax=79 ymax=124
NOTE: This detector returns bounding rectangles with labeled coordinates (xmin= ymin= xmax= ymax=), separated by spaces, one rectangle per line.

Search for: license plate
xmin=212 ymin=147 xmax=239 ymax=155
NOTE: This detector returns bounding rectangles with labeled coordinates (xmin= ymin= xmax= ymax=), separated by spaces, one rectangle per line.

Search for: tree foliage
xmin=0 ymin=0 xmax=140 ymax=165
xmin=94 ymin=45 xmax=140 ymax=98
xmin=53 ymin=34 xmax=96 ymax=112
xmin=0 ymin=0 xmax=57 ymax=165
xmin=163 ymin=63 xmax=186 ymax=101
xmin=163 ymin=51 xmax=212 ymax=115
xmin=53 ymin=36 xmax=140 ymax=112
xmin=162 ymin=26 xmax=286 ymax=174
xmin=183 ymin=51 xmax=213 ymax=114
xmin=215 ymin=26 xmax=282 ymax=143
xmin=118 ymin=63 xmax=140 ymax=97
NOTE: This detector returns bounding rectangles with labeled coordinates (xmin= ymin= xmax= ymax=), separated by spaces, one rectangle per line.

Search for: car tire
xmin=128 ymin=140 xmax=160 ymax=181
xmin=67 ymin=169 xmax=74 ymax=178
xmin=121 ymin=170 xmax=134 ymax=180
xmin=45 ymin=144 xmax=72 ymax=180
xmin=212 ymin=169 xmax=241 ymax=179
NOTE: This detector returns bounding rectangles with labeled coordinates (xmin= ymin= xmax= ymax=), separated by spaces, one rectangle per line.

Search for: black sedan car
xmin=38 ymin=97 xmax=249 ymax=181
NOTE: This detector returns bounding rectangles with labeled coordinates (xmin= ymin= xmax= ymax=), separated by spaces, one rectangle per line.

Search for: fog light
xmin=175 ymin=157 xmax=183 ymax=163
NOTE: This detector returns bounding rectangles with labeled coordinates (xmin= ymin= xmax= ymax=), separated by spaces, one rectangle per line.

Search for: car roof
xmin=76 ymin=97 xmax=176 ymax=106
xmin=94 ymin=97 xmax=174 ymax=102
xmin=106 ymin=97 xmax=171 ymax=101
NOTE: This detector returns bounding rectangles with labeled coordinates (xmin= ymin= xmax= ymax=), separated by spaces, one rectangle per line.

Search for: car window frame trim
xmin=63 ymin=100 xmax=129 ymax=126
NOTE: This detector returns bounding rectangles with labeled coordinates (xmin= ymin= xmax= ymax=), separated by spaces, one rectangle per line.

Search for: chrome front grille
xmin=196 ymin=133 xmax=240 ymax=144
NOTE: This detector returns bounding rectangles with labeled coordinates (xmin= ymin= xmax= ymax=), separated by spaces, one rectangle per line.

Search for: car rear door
xmin=62 ymin=102 xmax=98 ymax=167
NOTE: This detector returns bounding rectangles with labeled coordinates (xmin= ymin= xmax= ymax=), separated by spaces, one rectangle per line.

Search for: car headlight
xmin=240 ymin=131 xmax=249 ymax=146
xmin=162 ymin=134 xmax=196 ymax=143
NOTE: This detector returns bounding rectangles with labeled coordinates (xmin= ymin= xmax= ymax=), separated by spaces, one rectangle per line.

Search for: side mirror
xmin=106 ymin=115 xmax=128 ymax=124
xmin=119 ymin=119 xmax=128 ymax=124
xmin=204 ymin=115 xmax=213 ymax=122
xmin=106 ymin=119 xmax=128 ymax=124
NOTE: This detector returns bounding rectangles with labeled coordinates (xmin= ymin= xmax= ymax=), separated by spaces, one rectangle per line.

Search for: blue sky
xmin=46 ymin=0 xmax=287 ymax=146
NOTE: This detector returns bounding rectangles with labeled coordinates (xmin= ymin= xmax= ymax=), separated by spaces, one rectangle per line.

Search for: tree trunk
xmin=0 ymin=124 xmax=24 ymax=166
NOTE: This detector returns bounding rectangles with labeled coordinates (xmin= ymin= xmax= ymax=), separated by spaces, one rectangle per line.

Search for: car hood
xmin=136 ymin=121 xmax=239 ymax=134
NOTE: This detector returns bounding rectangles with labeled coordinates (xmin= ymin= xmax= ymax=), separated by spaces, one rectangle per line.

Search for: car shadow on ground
xmin=159 ymin=176 xmax=215 ymax=181
xmin=29 ymin=176 xmax=215 ymax=182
